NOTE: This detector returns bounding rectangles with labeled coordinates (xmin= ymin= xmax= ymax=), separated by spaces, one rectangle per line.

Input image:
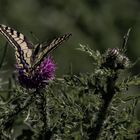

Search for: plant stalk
xmin=88 ymin=73 xmax=118 ymax=140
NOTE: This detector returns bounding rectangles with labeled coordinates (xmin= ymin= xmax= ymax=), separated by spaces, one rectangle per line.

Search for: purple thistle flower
xmin=17 ymin=57 xmax=56 ymax=89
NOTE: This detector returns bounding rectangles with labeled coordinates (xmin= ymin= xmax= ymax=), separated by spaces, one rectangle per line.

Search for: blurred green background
xmin=0 ymin=0 xmax=140 ymax=138
xmin=0 ymin=0 xmax=139 ymax=85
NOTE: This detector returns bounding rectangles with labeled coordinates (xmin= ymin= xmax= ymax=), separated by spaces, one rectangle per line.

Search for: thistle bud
xmin=101 ymin=48 xmax=130 ymax=70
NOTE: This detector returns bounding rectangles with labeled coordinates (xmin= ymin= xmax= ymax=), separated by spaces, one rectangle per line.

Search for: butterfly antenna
xmin=122 ymin=28 xmax=132 ymax=53
xmin=0 ymin=42 xmax=8 ymax=69
xmin=30 ymin=31 xmax=39 ymax=43
xmin=68 ymin=63 xmax=73 ymax=75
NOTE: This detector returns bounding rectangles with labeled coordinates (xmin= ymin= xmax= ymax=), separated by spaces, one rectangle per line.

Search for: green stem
xmin=88 ymin=73 xmax=118 ymax=140
xmin=35 ymin=89 xmax=52 ymax=140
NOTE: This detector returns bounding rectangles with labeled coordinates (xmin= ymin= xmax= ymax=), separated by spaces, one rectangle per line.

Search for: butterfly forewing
xmin=32 ymin=33 xmax=72 ymax=69
xmin=0 ymin=24 xmax=33 ymax=69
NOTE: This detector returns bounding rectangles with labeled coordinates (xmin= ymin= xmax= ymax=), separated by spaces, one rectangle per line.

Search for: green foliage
xmin=0 ymin=43 xmax=140 ymax=139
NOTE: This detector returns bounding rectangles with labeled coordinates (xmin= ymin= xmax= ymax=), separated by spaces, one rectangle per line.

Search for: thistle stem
xmin=88 ymin=73 xmax=118 ymax=140
xmin=35 ymin=89 xmax=52 ymax=140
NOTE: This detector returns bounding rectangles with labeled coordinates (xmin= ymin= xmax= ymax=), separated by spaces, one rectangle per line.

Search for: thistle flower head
xmin=17 ymin=57 xmax=56 ymax=89
xmin=101 ymin=48 xmax=130 ymax=70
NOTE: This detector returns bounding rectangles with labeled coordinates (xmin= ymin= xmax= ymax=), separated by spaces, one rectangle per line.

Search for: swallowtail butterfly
xmin=0 ymin=24 xmax=71 ymax=74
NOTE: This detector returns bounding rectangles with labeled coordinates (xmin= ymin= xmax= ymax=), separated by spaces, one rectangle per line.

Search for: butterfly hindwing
xmin=0 ymin=24 xmax=33 ymax=69
xmin=32 ymin=33 xmax=72 ymax=69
